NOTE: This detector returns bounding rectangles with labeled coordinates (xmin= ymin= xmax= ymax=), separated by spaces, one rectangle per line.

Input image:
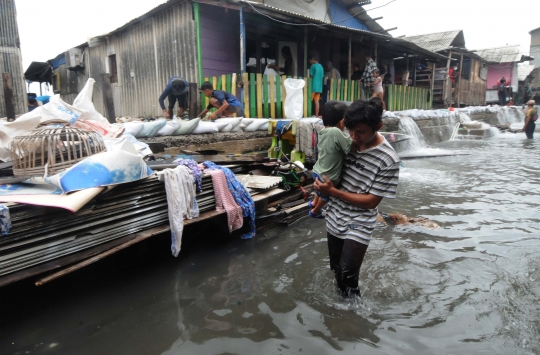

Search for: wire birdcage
xmin=10 ymin=127 xmax=106 ymax=177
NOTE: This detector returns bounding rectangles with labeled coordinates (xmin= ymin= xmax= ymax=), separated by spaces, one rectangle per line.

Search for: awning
xmin=24 ymin=62 xmax=52 ymax=84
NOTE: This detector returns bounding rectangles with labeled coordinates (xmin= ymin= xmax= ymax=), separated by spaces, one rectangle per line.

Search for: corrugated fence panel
xmin=0 ymin=0 xmax=27 ymax=117
xmin=86 ymin=45 xmax=108 ymax=115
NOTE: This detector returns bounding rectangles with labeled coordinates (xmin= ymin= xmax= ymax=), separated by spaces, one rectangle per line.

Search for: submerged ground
xmin=1 ymin=131 xmax=539 ymax=355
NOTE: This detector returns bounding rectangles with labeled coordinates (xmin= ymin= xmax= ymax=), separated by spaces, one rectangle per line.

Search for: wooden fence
xmin=386 ymin=84 xmax=432 ymax=111
xmin=201 ymin=75 xmax=432 ymax=117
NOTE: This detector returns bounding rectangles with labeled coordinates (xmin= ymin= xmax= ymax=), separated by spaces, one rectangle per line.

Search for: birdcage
xmin=10 ymin=127 xmax=106 ymax=177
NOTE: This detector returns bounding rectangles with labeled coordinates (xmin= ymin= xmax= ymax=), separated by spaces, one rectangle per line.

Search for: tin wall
xmin=0 ymin=0 xmax=27 ymax=117
xmin=72 ymin=0 xmax=198 ymax=119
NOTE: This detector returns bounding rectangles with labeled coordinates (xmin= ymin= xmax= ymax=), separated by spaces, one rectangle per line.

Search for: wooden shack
xmin=404 ymin=30 xmax=488 ymax=107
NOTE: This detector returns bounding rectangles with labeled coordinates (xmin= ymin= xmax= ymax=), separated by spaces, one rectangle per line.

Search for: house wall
xmin=328 ymin=1 xmax=369 ymax=31
xmin=199 ymin=3 xmax=239 ymax=78
xmin=59 ymin=0 xmax=198 ymax=119
xmin=457 ymin=59 xmax=486 ymax=106
xmin=0 ymin=0 xmax=27 ymax=117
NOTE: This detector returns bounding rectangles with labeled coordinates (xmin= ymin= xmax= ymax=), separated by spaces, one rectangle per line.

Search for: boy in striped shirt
xmin=314 ymin=97 xmax=400 ymax=297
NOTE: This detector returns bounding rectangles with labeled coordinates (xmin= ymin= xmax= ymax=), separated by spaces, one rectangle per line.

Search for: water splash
xmin=398 ymin=116 xmax=427 ymax=151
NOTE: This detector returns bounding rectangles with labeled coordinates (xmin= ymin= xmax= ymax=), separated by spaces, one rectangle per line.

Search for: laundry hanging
xmin=206 ymin=169 xmax=243 ymax=232
xmin=174 ymin=158 xmax=203 ymax=192
xmin=203 ymin=161 xmax=256 ymax=239
xmin=158 ymin=165 xmax=199 ymax=257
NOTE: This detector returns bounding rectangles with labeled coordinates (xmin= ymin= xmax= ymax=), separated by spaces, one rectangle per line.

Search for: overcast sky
xmin=15 ymin=0 xmax=536 ymax=94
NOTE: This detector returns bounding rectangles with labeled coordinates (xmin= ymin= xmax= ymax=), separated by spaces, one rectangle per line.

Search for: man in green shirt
xmin=309 ymin=52 xmax=324 ymax=117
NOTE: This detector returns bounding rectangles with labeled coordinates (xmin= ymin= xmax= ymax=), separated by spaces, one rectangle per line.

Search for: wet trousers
xmin=327 ymin=232 xmax=369 ymax=296
xmin=525 ymin=121 xmax=535 ymax=139
xmin=498 ymin=91 xmax=506 ymax=106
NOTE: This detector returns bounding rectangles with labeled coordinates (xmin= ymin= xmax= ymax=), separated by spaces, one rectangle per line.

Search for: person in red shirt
xmin=449 ymin=65 xmax=459 ymax=97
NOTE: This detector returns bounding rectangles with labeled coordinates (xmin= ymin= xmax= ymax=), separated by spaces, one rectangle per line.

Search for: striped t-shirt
xmin=326 ymin=137 xmax=400 ymax=245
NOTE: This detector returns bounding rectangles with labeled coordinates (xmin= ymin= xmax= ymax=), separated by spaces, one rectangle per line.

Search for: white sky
xmin=15 ymin=0 xmax=537 ymax=94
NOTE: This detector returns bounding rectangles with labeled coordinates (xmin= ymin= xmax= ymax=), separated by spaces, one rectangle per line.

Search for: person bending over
xmin=159 ymin=76 xmax=189 ymax=118
xmin=197 ymin=81 xmax=244 ymax=120
xmin=315 ymin=97 xmax=400 ymax=297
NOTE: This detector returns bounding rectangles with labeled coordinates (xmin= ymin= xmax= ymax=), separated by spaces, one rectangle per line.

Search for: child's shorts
xmin=312 ymin=172 xmax=329 ymax=202
xmin=312 ymin=92 xmax=321 ymax=101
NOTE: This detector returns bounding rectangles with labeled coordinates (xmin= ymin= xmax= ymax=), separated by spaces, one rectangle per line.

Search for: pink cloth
xmin=73 ymin=120 xmax=125 ymax=138
xmin=206 ymin=169 xmax=243 ymax=232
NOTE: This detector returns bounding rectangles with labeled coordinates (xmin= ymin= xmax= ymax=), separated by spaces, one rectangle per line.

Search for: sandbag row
xmin=122 ymin=117 xmax=272 ymax=138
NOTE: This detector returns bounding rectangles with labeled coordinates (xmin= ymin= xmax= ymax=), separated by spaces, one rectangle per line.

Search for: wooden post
xmin=100 ymin=73 xmax=116 ymax=123
xmin=457 ymin=52 xmax=464 ymax=107
xmin=412 ymin=57 xmax=417 ymax=87
xmin=444 ymin=50 xmax=452 ymax=105
xmin=304 ymin=27 xmax=308 ymax=78
xmin=189 ymin=82 xmax=199 ymax=119
xmin=2 ymin=73 xmax=15 ymax=120
xmin=430 ymin=63 xmax=435 ymax=108
xmin=348 ymin=35 xmax=352 ymax=80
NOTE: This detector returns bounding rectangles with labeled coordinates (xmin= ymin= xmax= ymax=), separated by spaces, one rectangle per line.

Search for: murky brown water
xmin=1 ymin=131 xmax=539 ymax=355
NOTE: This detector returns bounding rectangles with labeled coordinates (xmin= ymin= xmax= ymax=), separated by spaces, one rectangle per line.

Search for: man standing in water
xmin=314 ymin=98 xmax=400 ymax=297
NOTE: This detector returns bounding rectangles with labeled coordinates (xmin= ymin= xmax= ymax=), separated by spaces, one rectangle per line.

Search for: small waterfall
xmin=398 ymin=116 xmax=427 ymax=151
xmin=459 ymin=112 xmax=472 ymax=123
xmin=497 ymin=107 xmax=525 ymax=125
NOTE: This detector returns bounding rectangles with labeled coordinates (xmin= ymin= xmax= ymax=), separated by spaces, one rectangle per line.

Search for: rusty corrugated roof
xmin=474 ymin=45 xmax=533 ymax=64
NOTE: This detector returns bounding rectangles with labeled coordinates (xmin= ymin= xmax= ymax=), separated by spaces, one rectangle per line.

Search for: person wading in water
xmin=315 ymin=97 xmax=400 ymax=297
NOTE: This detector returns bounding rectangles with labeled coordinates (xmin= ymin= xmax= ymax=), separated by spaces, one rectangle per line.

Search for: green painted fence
xmin=386 ymin=84 xmax=432 ymax=111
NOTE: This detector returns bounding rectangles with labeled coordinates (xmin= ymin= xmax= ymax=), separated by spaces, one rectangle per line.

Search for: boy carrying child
xmin=308 ymin=101 xmax=352 ymax=219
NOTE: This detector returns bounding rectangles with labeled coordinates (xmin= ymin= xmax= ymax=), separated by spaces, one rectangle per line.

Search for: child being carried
xmin=308 ymin=101 xmax=353 ymax=218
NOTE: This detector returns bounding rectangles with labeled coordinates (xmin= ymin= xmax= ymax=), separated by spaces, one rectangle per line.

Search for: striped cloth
xmin=206 ymin=169 xmax=243 ymax=233
xmin=203 ymin=161 xmax=256 ymax=239
xmin=326 ymin=137 xmax=399 ymax=245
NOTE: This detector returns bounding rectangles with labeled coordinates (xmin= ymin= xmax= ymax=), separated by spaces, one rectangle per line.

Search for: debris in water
xmin=284 ymin=253 xmax=298 ymax=263
xmin=213 ymin=309 xmax=232 ymax=316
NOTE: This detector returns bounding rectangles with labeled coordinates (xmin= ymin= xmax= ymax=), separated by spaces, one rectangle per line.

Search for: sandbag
xmin=239 ymin=118 xmax=254 ymax=129
xmin=157 ymin=118 xmax=181 ymax=136
xmin=123 ymin=122 xmax=144 ymax=136
xmin=216 ymin=118 xmax=242 ymax=132
xmin=72 ymin=78 xmax=109 ymax=123
xmin=0 ymin=114 xmax=42 ymax=162
xmin=214 ymin=120 xmax=230 ymax=131
xmin=284 ymin=78 xmax=305 ymax=119
xmin=244 ymin=118 xmax=269 ymax=132
xmin=136 ymin=119 xmax=167 ymax=138
xmin=192 ymin=121 xmax=219 ymax=134
xmin=172 ymin=118 xmax=200 ymax=135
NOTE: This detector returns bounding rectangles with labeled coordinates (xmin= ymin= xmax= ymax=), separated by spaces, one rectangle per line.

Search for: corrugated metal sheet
xmin=0 ymin=0 xmax=27 ymax=117
xmin=58 ymin=0 xmax=198 ymax=119
xmin=403 ymin=30 xmax=465 ymax=53
xmin=474 ymin=45 xmax=531 ymax=64
xmin=518 ymin=64 xmax=535 ymax=82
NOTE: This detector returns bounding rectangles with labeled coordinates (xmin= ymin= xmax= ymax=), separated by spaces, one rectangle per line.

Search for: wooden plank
xmin=2 ymin=73 xmax=15 ymax=120
xmin=256 ymin=73 xmax=263 ymax=118
xmin=226 ymin=74 xmax=232 ymax=93
xmin=217 ymin=75 xmax=222 ymax=93
xmin=281 ymin=75 xmax=287 ymax=118
xmin=339 ymin=79 xmax=344 ymax=101
xmin=269 ymin=75 xmax=276 ymax=118
xmin=35 ymin=225 xmax=171 ymax=286
xmin=276 ymin=75 xmax=282 ymax=118
xmin=243 ymin=73 xmax=250 ymax=117
xmin=303 ymin=77 xmax=308 ymax=118
xmin=344 ymin=80 xmax=348 ymax=102
xmin=263 ymin=74 xmax=269 ymax=118
xmin=204 ymin=77 xmax=210 ymax=109
xmin=250 ymin=73 xmax=256 ymax=118
xmin=99 ymin=73 xmax=116 ymax=123
xmin=350 ymin=79 xmax=355 ymax=102
xmin=307 ymin=77 xmax=312 ymax=117
xmin=231 ymin=73 xmax=237 ymax=100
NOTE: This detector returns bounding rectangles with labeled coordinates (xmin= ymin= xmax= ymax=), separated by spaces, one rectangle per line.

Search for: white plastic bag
xmin=284 ymin=78 xmax=305 ymax=119
xmin=157 ymin=117 xmax=181 ymax=136
xmin=72 ymin=78 xmax=109 ymax=123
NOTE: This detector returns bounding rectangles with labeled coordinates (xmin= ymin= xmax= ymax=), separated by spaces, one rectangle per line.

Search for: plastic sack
xmin=172 ymin=118 xmax=200 ymax=135
xmin=284 ymin=78 xmax=305 ymax=119
xmin=136 ymin=119 xmax=167 ymax=138
xmin=157 ymin=118 xmax=181 ymax=136
xmin=216 ymin=118 xmax=242 ymax=132
xmin=214 ymin=120 xmax=230 ymax=131
xmin=73 ymin=120 xmax=124 ymax=138
xmin=192 ymin=121 xmax=219 ymax=134
xmin=264 ymin=65 xmax=279 ymax=76
xmin=123 ymin=122 xmax=144 ymax=136
xmin=244 ymin=118 xmax=269 ymax=132
xmin=239 ymin=118 xmax=254 ymax=129
xmin=72 ymin=78 xmax=109 ymax=123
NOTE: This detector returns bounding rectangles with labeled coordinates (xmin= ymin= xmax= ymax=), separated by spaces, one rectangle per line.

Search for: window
xmin=461 ymin=57 xmax=472 ymax=80
xmin=52 ymin=73 xmax=60 ymax=93
xmin=109 ymin=55 xmax=118 ymax=83
xmin=479 ymin=63 xmax=487 ymax=80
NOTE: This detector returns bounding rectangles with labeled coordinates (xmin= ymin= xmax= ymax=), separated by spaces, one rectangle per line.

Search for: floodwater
xmin=1 ymin=131 xmax=540 ymax=355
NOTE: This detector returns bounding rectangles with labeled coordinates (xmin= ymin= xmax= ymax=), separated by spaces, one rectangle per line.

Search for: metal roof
xmin=530 ymin=26 xmax=540 ymax=34
xmin=241 ymin=0 xmax=446 ymax=61
xmin=474 ymin=45 xmax=533 ymax=63
xmin=402 ymin=30 xmax=465 ymax=53
xmin=338 ymin=0 xmax=389 ymax=35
